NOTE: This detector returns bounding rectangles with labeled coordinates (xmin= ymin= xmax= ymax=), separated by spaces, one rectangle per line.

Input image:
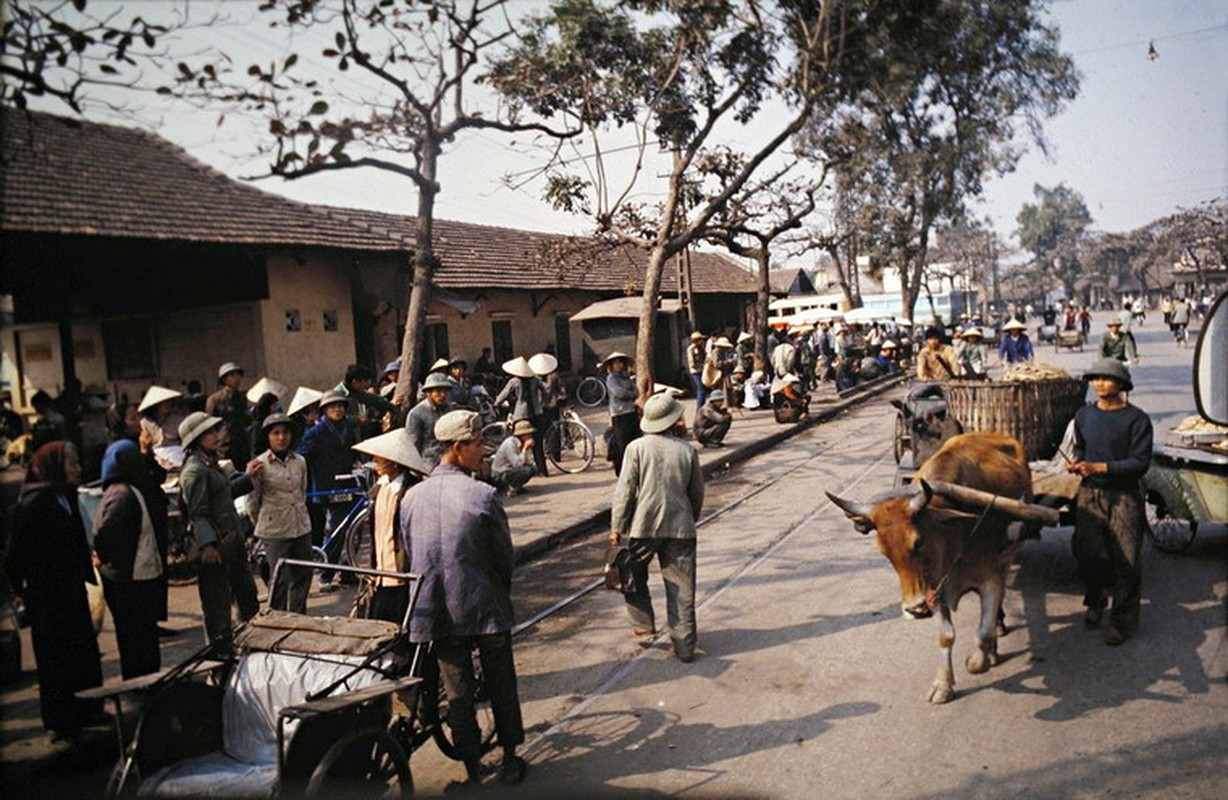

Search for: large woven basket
xmin=945 ymin=378 xmax=1086 ymax=461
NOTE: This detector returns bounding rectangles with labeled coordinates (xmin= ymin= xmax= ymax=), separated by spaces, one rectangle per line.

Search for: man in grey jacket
xmin=401 ymin=410 xmax=526 ymax=786
xmin=609 ymin=394 xmax=705 ymax=662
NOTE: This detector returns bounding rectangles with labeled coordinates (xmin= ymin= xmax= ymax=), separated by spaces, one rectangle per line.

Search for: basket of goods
xmin=1170 ymin=415 xmax=1228 ymax=448
xmin=944 ymin=364 xmax=1085 ymax=461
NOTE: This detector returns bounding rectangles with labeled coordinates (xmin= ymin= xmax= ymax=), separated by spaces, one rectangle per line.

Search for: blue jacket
xmin=997 ymin=333 xmax=1034 ymax=363
xmin=297 ymin=417 xmax=359 ymax=496
xmin=400 ymin=464 xmax=514 ymax=643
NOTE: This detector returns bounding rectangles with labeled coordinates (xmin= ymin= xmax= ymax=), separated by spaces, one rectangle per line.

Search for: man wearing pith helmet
xmin=206 ymin=362 xmax=253 ymax=466
xmin=610 ymin=393 xmax=705 ymax=663
xmin=1066 ymin=358 xmax=1152 ymax=647
xmin=400 ymin=409 xmax=527 ymax=787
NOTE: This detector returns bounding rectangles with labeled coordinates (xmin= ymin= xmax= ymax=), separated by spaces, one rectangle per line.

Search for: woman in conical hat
xmin=350 ymin=429 xmax=430 ymax=622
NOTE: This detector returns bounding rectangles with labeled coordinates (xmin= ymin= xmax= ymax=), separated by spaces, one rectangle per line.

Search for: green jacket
xmin=179 ymin=450 xmax=253 ymax=548
xmin=1098 ymin=331 xmax=1137 ymax=362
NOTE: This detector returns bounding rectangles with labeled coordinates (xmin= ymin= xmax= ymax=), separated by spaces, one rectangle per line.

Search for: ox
xmin=828 ymin=432 xmax=1059 ymax=703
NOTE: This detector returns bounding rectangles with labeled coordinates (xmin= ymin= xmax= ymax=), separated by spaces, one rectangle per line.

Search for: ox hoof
xmin=966 ymin=648 xmax=998 ymax=674
xmin=926 ymin=682 xmax=955 ymax=704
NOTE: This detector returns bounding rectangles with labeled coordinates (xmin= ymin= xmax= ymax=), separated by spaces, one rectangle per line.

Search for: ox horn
xmin=923 ymin=480 xmax=1061 ymax=526
xmin=909 ymin=480 xmax=934 ymax=514
xmin=826 ymin=491 xmax=876 ymax=534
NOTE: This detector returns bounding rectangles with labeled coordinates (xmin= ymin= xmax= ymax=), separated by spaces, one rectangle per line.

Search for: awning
xmin=570 ymin=297 xmax=683 ymax=322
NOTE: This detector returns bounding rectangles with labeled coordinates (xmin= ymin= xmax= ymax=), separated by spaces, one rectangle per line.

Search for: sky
xmin=26 ymin=1 xmax=1228 ymax=254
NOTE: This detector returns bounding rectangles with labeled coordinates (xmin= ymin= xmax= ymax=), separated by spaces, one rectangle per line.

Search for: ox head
xmin=827 ymin=482 xmax=978 ymax=619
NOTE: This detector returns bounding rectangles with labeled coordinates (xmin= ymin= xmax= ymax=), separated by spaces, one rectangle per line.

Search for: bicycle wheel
xmin=892 ymin=413 xmax=908 ymax=465
xmin=546 ymin=419 xmax=595 ymax=473
xmin=430 ymin=650 xmax=498 ymax=761
xmin=345 ymin=507 xmax=375 ymax=571
xmin=1146 ymin=503 xmax=1197 ymax=554
xmin=576 ymin=377 xmax=607 ymax=408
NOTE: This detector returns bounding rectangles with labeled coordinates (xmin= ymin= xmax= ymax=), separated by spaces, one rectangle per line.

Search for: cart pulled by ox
xmin=891 ymin=291 xmax=1228 ymax=553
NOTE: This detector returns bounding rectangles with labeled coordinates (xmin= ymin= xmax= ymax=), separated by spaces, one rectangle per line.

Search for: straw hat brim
xmin=287 ymin=387 xmax=323 ymax=417
xmin=139 ymin=385 xmax=182 ymax=413
xmin=352 ymin=429 xmax=432 ymax=475
xmin=527 ymin=353 xmax=558 ymax=376
xmin=246 ymin=377 xmax=289 ymax=404
xmin=502 ymin=356 xmax=534 ymax=379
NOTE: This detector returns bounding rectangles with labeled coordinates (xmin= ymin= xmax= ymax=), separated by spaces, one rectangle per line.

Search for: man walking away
xmin=401 ymin=410 xmax=527 ymax=787
xmin=610 ymin=394 xmax=705 ymax=662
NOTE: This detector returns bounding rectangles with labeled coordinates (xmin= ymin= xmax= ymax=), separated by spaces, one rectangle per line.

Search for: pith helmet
xmin=1083 ymin=358 xmax=1133 ymax=392
xmin=179 ymin=412 xmax=223 ymax=450
xmin=640 ymin=393 xmax=685 ymax=434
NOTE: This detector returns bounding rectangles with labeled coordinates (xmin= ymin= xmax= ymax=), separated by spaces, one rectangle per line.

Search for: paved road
xmin=406 ymin=312 xmax=1226 ymax=796
xmin=3 ymin=310 xmax=1224 ymax=798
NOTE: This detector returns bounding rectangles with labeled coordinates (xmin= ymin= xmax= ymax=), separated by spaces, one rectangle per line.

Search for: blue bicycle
xmin=248 ymin=469 xmax=372 ymax=591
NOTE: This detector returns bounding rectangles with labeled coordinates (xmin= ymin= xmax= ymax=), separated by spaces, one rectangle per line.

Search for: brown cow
xmin=828 ymin=432 xmax=1058 ymax=703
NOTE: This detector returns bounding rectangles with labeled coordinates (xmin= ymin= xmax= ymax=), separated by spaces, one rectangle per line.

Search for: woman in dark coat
xmin=93 ymin=439 xmax=168 ymax=679
xmin=5 ymin=442 xmax=104 ymax=739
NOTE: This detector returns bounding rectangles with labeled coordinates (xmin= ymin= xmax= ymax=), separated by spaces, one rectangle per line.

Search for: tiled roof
xmin=2 ymin=107 xmax=757 ymax=295
xmin=323 ymin=206 xmax=759 ymax=295
xmin=1 ymin=107 xmax=401 ymax=250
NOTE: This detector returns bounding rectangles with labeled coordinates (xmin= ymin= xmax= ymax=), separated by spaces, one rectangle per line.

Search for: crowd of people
xmin=0 ymin=293 xmax=1193 ymax=782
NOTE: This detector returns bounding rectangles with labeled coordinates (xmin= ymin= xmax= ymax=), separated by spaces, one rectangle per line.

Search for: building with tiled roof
xmin=1 ymin=107 xmax=755 ymax=423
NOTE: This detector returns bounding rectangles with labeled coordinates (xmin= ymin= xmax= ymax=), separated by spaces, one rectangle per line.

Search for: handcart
xmin=892 ymin=376 xmax=1086 ymax=487
xmin=1054 ymin=329 xmax=1085 ymax=352
xmin=80 ymin=560 xmax=435 ymax=798
xmin=1141 ymin=441 xmax=1228 ymax=553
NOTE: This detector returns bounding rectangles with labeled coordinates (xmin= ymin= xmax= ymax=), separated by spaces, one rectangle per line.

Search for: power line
xmin=1070 ymin=22 xmax=1227 ymax=56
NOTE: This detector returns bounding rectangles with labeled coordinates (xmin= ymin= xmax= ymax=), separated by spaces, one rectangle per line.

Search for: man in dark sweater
xmin=1067 ymin=358 xmax=1153 ymax=646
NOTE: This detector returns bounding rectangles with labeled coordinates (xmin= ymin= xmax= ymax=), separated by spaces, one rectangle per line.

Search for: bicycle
xmin=342 ymin=544 xmax=498 ymax=762
xmin=248 ymin=469 xmax=373 ymax=592
xmin=544 ymin=404 xmax=596 ymax=473
xmin=575 ymin=375 xmax=608 ymax=408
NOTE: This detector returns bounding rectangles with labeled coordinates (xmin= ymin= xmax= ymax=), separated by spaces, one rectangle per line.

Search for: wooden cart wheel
xmin=1146 ymin=503 xmax=1197 ymax=554
xmin=893 ymin=413 xmax=908 ymax=465
xmin=304 ymin=729 xmax=412 ymax=799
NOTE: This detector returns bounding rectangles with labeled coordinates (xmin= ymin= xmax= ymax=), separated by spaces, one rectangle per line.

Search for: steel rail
xmin=510 ymin=415 xmax=881 ymax=637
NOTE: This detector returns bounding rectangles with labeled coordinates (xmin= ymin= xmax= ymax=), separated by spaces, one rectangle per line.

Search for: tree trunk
xmin=754 ymin=249 xmax=771 ymax=368
xmin=392 ymin=140 xmax=441 ymax=406
xmin=635 ymin=244 xmax=670 ymax=399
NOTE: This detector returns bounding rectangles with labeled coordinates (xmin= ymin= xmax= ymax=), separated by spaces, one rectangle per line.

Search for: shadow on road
xmin=516 ymin=701 xmax=880 ymax=798
xmin=977 ymin=525 xmax=1226 ymax=721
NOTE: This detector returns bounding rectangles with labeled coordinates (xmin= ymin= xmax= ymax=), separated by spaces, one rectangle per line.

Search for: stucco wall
xmin=258 ymin=254 xmax=356 ymax=392
xmin=398 ymin=289 xmax=595 ymax=375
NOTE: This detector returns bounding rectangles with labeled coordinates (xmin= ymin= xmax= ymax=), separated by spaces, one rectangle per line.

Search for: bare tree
xmin=169 ymin=0 xmax=577 ymax=401
xmin=703 ymin=159 xmax=824 ymax=366
xmin=1 ymin=0 xmax=184 ymax=113
xmin=489 ymin=0 xmax=843 ymax=396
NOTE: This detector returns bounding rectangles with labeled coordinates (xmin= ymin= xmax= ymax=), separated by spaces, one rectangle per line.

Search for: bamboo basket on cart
xmin=945 ymin=377 xmax=1086 ymax=461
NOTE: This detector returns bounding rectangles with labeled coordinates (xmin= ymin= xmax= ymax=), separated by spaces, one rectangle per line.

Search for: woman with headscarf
xmin=107 ymin=398 xmax=176 ymax=638
xmin=5 ymin=442 xmax=105 ymax=740
xmin=92 ymin=439 xmax=168 ymax=679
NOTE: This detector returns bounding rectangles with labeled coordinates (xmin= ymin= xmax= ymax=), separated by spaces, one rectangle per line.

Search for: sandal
xmin=499 ymin=755 xmax=528 ymax=786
